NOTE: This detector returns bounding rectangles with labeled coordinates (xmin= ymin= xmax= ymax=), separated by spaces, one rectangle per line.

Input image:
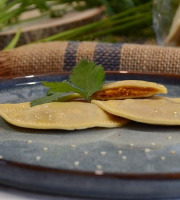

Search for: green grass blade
xmin=84 ymin=13 xmax=152 ymax=39
xmin=0 ymin=0 xmax=8 ymax=9
xmin=3 ymin=28 xmax=22 ymax=50
xmin=0 ymin=0 xmax=22 ymax=17
xmin=36 ymin=1 xmax=152 ymax=42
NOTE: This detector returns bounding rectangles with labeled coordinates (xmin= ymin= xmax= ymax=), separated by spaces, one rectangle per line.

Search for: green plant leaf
xmin=69 ymin=59 xmax=105 ymax=101
xmin=31 ymin=59 xmax=105 ymax=106
xmin=42 ymin=81 xmax=84 ymax=96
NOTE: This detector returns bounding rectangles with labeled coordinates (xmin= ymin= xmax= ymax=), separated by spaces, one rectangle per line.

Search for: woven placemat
xmin=1 ymin=41 xmax=180 ymax=77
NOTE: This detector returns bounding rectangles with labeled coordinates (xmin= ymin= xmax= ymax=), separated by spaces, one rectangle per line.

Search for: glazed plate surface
xmin=1 ymin=72 xmax=180 ymax=199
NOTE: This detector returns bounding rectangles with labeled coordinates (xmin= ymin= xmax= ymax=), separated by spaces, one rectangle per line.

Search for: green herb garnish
xmin=30 ymin=59 xmax=105 ymax=106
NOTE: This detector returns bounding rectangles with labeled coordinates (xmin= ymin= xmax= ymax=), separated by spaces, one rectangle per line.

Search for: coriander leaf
xmin=30 ymin=59 xmax=105 ymax=106
xmin=69 ymin=59 xmax=105 ymax=101
xmin=30 ymin=92 xmax=63 ymax=107
xmin=42 ymin=81 xmax=84 ymax=97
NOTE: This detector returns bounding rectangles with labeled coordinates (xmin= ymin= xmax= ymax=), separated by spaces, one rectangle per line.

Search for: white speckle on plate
xmin=96 ymin=165 xmax=102 ymax=169
xmin=161 ymin=156 xmax=166 ymax=160
xmin=100 ymin=151 xmax=106 ymax=155
xmin=118 ymin=150 xmax=123 ymax=155
xmin=122 ymin=156 xmax=127 ymax=160
xmin=36 ymin=156 xmax=41 ymax=161
xmin=74 ymin=161 xmax=79 ymax=166
xmin=70 ymin=144 xmax=76 ymax=148
xmin=151 ymin=142 xmax=156 ymax=146
xmin=43 ymin=147 xmax=48 ymax=151
xmin=168 ymin=136 xmax=172 ymax=140
xmin=95 ymin=170 xmax=104 ymax=175
xmin=130 ymin=143 xmax=134 ymax=147
xmin=27 ymin=140 xmax=32 ymax=144
xmin=144 ymin=148 xmax=151 ymax=153
xmin=84 ymin=151 xmax=89 ymax=155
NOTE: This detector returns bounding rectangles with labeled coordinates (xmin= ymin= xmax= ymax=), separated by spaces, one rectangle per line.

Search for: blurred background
xmin=0 ymin=0 xmax=180 ymax=50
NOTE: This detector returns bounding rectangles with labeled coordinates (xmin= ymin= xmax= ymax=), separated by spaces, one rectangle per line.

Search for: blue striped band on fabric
xmin=93 ymin=43 xmax=123 ymax=71
xmin=63 ymin=41 xmax=80 ymax=71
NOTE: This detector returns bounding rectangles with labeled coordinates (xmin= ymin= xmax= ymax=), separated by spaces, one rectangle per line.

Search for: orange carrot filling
xmin=92 ymin=87 xmax=158 ymax=99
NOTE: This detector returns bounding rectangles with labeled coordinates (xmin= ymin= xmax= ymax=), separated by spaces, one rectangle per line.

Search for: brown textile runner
xmin=0 ymin=41 xmax=180 ymax=77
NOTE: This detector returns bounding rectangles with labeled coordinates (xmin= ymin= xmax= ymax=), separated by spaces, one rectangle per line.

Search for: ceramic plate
xmin=1 ymin=72 xmax=180 ymax=199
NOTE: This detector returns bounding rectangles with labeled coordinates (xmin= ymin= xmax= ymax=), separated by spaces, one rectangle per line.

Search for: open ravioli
xmin=0 ymin=102 xmax=128 ymax=130
xmin=92 ymin=97 xmax=180 ymax=125
xmin=91 ymin=80 xmax=167 ymax=100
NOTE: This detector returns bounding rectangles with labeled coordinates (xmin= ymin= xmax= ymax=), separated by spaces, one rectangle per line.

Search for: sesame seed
xmin=0 ymin=155 xmax=3 ymax=159
xmin=144 ymin=148 xmax=151 ymax=153
xmin=27 ymin=140 xmax=32 ymax=144
xmin=84 ymin=151 xmax=89 ymax=155
xmin=151 ymin=142 xmax=156 ymax=146
xmin=96 ymin=165 xmax=102 ymax=169
xmin=70 ymin=144 xmax=76 ymax=148
xmin=74 ymin=161 xmax=79 ymax=166
xmin=161 ymin=156 xmax=166 ymax=160
xmin=100 ymin=151 xmax=106 ymax=155
xmin=43 ymin=147 xmax=48 ymax=151
xmin=36 ymin=156 xmax=41 ymax=161
xmin=168 ymin=136 xmax=172 ymax=140
xmin=122 ymin=156 xmax=127 ymax=160
xmin=118 ymin=150 xmax=123 ymax=154
xmin=130 ymin=143 xmax=134 ymax=147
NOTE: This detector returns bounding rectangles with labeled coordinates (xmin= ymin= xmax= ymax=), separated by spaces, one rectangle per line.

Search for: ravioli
xmin=0 ymin=102 xmax=128 ymax=130
xmin=91 ymin=80 xmax=167 ymax=100
xmin=92 ymin=97 xmax=180 ymax=125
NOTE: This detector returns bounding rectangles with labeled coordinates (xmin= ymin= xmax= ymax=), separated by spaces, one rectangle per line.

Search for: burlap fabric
xmin=1 ymin=41 xmax=180 ymax=77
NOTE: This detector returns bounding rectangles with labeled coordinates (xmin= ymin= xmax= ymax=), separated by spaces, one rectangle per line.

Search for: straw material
xmin=120 ymin=44 xmax=180 ymax=74
xmin=0 ymin=51 xmax=12 ymax=76
xmin=1 ymin=41 xmax=180 ymax=77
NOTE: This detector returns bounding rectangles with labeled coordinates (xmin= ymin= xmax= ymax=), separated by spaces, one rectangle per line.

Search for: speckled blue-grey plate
xmin=1 ymin=72 xmax=180 ymax=199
